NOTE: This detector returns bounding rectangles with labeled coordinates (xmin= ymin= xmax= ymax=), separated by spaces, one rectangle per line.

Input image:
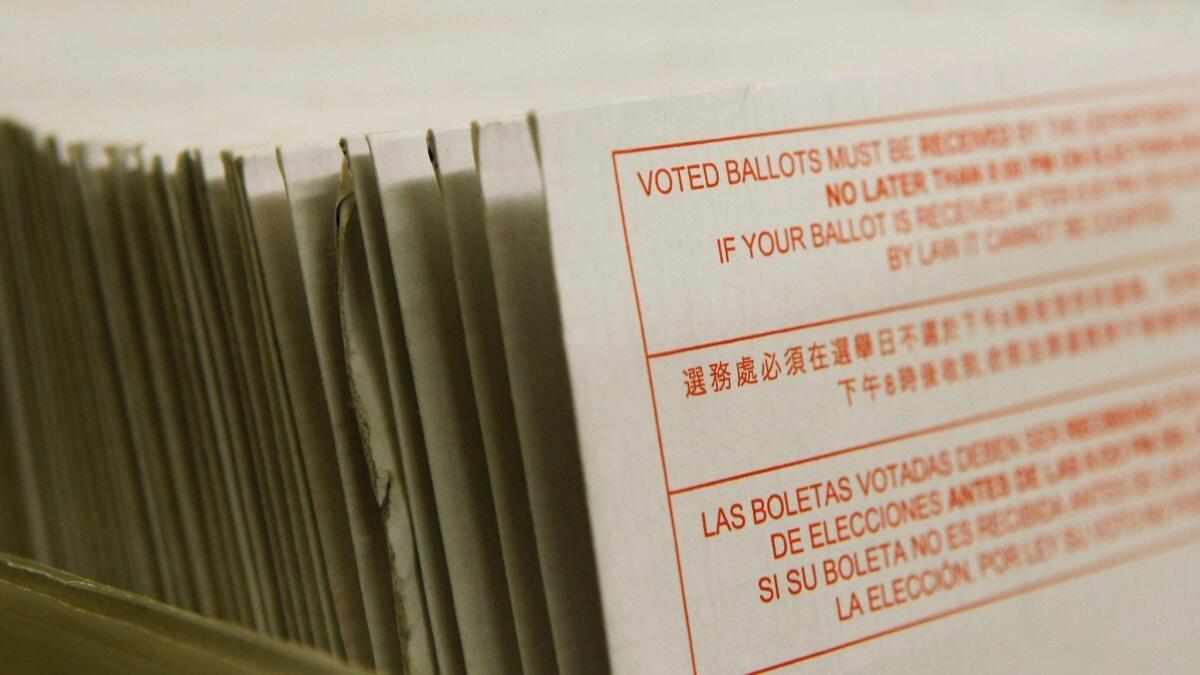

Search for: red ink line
xmin=612 ymin=151 xmax=698 ymax=674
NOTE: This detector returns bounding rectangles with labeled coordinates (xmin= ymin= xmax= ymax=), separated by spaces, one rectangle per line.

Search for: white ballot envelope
xmin=531 ymin=52 xmax=1200 ymax=673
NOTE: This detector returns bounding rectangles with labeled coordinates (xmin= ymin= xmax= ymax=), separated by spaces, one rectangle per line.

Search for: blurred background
xmin=4 ymin=1 xmax=1199 ymax=149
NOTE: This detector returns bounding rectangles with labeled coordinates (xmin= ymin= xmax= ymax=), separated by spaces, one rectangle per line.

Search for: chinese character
xmin=922 ymin=319 xmax=940 ymax=348
xmin=737 ymin=356 xmax=759 ymax=386
xmin=854 ymin=332 xmax=873 ymax=360
xmin=987 ymin=346 xmax=1005 ymax=372
xmin=838 ymin=378 xmax=857 ymax=406
xmin=809 ymin=343 xmax=829 ymax=371
xmin=941 ymin=357 xmax=959 ymax=383
xmin=1035 ymin=297 xmax=1050 ymax=321
xmin=1006 ymin=340 xmax=1023 ymax=365
xmin=684 ymin=366 xmax=707 ymax=397
xmin=1026 ymin=339 xmax=1043 ymax=364
xmin=761 ymin=352 xmax=782 ymax=381
xmin=920 ymin=361 xmax=939 ymax=389
xmin=710 ymin=361 xmax=731 ymax=392
xmin=961 ymin=310 xmax=977 ymax=336
xmin=878 ymin=328 xmax=896 ymax=356
xmin=862 ymin=374 xmax=880 ymax=401
xmin=831 ymin=337 xmax=852 ymax=366
xmin=784 ymin=345 xmax=806 ymax=375
xmin=941 ymin=317 xmax=959 ymax=344
xmin=961 ymin=351 xmax=982 ymax=378
xmin=1014 ymin=302 xmax=1031 ymax=326
xmin=1046 ymin=333 xmax=1062 ymax=358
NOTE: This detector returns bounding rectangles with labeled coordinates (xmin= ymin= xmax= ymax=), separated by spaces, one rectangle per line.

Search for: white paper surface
xmin=476 ymin=118 xmax=611 ymax=673
xmin=431 ymin=127 xmax=557 ymax=673
xmin=369 ymin=130 xmax=521 ymax=673
xmin=536 ymin=54 xmax=1200 ymax=672
xmin=338 ymin=136 xmax=441 ymax=674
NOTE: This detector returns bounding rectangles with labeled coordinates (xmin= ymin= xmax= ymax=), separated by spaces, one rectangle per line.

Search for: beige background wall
xmin=3 ymin=1 xmax=1198 ymax=148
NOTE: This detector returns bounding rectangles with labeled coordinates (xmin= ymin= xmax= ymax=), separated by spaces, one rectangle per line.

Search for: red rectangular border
xmin=609 ymin=74 xmax=1200 ymax=673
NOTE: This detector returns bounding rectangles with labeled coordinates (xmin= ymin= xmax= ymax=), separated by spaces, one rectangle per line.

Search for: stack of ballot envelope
xmin=3 ymin=49 xmax=1200 ymax=674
